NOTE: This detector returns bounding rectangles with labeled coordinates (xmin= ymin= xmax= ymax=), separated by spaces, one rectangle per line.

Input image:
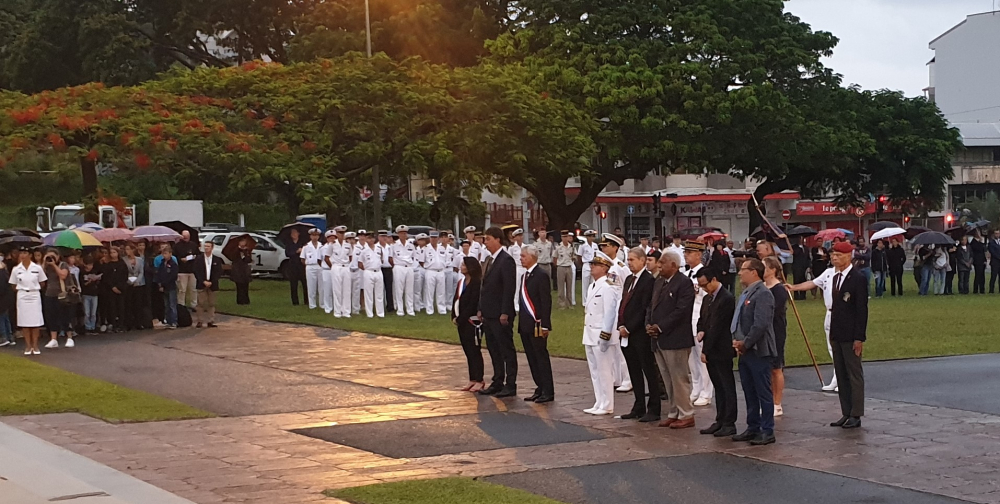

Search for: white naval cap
xmin=512 ymin=228 xmax=524 ymax=237
xmin=334 ymin=225 xmax=348 ymax=232
xmin=463 ymin=226 xmax=477 ymax=234
xmin=429 ymin=231 xmax=440 ymax=238
xmin=415 ymin=233 xmax=429 ymax=240
xmin=396 ymin=225 xmax=409 ymax=233
xmin=601 ymin=233 xmax=624 ymax=247
xmin=584 ymin=229 xmax=597 ymax=237
xmin=324 ymin=229 xmax=336 ymax=238
xmin=345 ymin=232 xmax=356 ymax=239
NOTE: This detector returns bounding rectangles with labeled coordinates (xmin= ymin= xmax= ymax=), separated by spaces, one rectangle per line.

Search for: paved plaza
xmin=4 ymin=316 xmax=1000 ymax=503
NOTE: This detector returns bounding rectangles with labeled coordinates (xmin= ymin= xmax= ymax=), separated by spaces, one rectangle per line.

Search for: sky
xmin=783 ymin=0 xmax=997 ymax=96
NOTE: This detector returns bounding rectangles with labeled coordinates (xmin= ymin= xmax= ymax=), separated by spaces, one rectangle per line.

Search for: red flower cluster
xmin=85 ymin=149 xmax=99 ymax=161
xmin=134 ymin=153 xmax=151 ymax=169
xmin=261 ymin=117 xmax=277 ymax=130
xmin=302 ymin=141 xmax=317 ymax=151
xmin=56 ymin=115 xmax=92 ymax=130
xmin=47 ymin=133 xmax=67 ymax=151
xmin=7 ymin=105 xmax=47 ymax=125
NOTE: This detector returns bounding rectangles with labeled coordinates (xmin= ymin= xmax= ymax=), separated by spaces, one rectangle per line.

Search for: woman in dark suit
xmin=231 ymin=237 xmax=253 ymax=305
xmin=453 ymin=255 xmax=484 ymax=392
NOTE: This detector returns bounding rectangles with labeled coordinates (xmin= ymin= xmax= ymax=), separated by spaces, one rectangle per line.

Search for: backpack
xmin=176 ymin=304 xmax=192 ymax=328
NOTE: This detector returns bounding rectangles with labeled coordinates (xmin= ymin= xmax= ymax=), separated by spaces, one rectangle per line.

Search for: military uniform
xmin=509 ymin=230 xmax=525 ymax=312
xmin=300 ymin=233 xmax=325 ymax=309
xmin=348 ymin=233 xmax=363 ymax=315
xmin=319 ymin=231 xmax=337 ymax=313
xmin=681 ymin=240 xmax=713 ymax=404
xmin=583 ymin=252 xmax=621 ymax=415
xmin=536 ymin=235 xmax=555 ymax=290
xmin=359 ymin=233 xmax=385 ymax=318
xmin=579 ymin=231 xmax=598 ymax=297
xmin=390 ymin=227 xmax=417 ymax=316
xmin=423 ymin=236 xmax=449 ymax=315
xmin=556 ymin=233 xmax=577 ymax=308
xmin=328 ymin=228 xmax=352 ymax=318
xmin=598 ymin=233 xmax=633 ymax=392
xmin=412 ymin=236 xmax=428 ymax=312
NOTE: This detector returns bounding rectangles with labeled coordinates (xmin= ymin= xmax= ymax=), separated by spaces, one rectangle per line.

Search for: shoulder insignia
xmin=607 ymin=272 xmax=618 ymax=284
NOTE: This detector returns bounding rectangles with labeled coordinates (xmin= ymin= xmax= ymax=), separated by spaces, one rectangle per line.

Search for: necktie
xmin=484 ymin=255 xmax=494 ymax=276
xmin=619 ymin=275 xmax=635 ymax=322
xmin=833 ymin=272 xmax=842 ymax=299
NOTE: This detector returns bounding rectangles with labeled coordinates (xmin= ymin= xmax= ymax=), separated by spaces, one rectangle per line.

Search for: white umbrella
xmin=870 ymin=227 xmax=906 ymax=241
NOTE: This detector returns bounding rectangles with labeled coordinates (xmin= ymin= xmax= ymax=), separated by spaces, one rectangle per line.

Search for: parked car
xmin=201 ymin=231 xmax=288 ymax=277
xmin=201 ymin=222 xmax=246 ymax=233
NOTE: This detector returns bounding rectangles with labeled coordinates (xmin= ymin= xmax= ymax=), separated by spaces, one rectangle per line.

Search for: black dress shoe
xmin=620 ymin=411 xmax=643 ymax=420
xmin=750 ymin=432 xmax=776 ymax=445
xmin=524 ymin=394 xmax=539 ymax=402
xmin=494 ymin=387 xmax=517 ymax=398
xmin=714 ymin=425 xmax=738 ymax=437
xmin=732 ymin=430 xmax=760 ymax=442
xmin=533 ymin=395 xmax=554 ymax=403
xmin=829 ymin=416 xmax=849 ymax=427
xmin=478 ymin=385 xmax=502 ymax=396
xmin=638 ymin=413 xmax=661 ymax=423
xmin=842 ymin=417 xmax=862 ymax=429
xmin=699 ymin=422 xmax=722 ymax=435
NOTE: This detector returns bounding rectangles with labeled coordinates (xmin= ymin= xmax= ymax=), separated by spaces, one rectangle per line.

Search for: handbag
xmin=59 ymin=275 xmax=82 ymax=305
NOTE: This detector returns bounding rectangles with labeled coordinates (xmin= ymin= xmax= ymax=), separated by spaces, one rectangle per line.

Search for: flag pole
xmin=751 ymin=194 xmax=825 ymax=387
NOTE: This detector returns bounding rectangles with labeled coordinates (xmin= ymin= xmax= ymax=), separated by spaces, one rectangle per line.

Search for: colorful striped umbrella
xmin=42 ymin=230 xmax=103 ymax=249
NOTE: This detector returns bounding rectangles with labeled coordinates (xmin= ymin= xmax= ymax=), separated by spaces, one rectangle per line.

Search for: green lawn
xmin=0 ymin=354 xmax=213 ymax=422
xmin=216 ymin=274 xmax=1000 ymax=368
xmin=326 ymin=477 xmax=563 ymax=504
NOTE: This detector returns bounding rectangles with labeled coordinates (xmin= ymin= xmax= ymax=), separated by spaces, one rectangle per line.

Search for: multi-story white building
xmin=928 ymin=10 xmax=1000 ymax=213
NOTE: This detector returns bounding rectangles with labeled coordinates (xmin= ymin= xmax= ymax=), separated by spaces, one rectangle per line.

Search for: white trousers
xmin=824 ymin=310 xmax=838 ymax=388
xmin=586 ymin=344 xmax=615 ymax=412
xmin=614 ymin=341 xmax=631 ymax=389
xmin=582 ymin=264 xmax=592 ymax=300
xmin=446 ymin=270 xmax=460 ymax=300
xmin=363 ymin=270 xmax=385 ymax=318
xmin=331 ymin=266 xmax=351 ymax=317
xmin=413 ymin=267 xmax=425 ymax=311
xmin=321 ymin=269 xmax=334 ymax=312
xmin=424 ymin=270 xmax=448 ymax=314
xmin=305 ymin=266 xmax=323 ymax=309
xmin=393 ymin=265 xmax=415 ymax=316
xmin=689 ymin=313 xmax=713 ymax=400
xmin=571 ymin=263 xmax=577 ymax=306
xmin=351 ymin=269 xmax=362 ymax=314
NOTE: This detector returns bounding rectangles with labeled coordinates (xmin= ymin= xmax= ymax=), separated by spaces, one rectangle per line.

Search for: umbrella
xmin=42 ymin=230 xmax=102 ymax=249
xmin=277 ymin=222 xmax=312 ymax=247
xmin=92 ymin=228 xmax=134 ymax=243
xmin=68 ymin=222 xmax=103 ymax=233
xmin=870 ymin=227 xmax=906 ymax=241
xmin=155 ymin=221 xmax=199 ymax=242
xmin=132 ymin=225 xmax=182 ymax=243
xmin=868 ymin=221 xmax=899 ymax=232
xmin=814 ymin=229 xmax=846 ymax=242
xmin=698 ymin=231 xmax=726 ymax=243
xmin=912 ymin=231 xmax=955 ymax=246
xmin=785 ymin=225 xmax=817 ymax=237
xmin=0 ymin=228 xmax=41 ymax=239
xmin=904 ymin=226 xmax=931 ymax=239
xmin=944 ymin=226 xmax=968 ymax=240
xmin=967 ymin=219 xmax=990 ymax=230
xmin=837 ymin=228 xmax=855 ymax=236
xmin=0 ymin=234 xmax=43 ymax=253
xmin=222 ymin=234 xmax=257 ymax=262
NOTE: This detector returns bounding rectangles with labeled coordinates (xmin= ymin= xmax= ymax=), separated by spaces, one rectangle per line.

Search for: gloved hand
xmin=598 ymin=339 xmax=610 ymax=353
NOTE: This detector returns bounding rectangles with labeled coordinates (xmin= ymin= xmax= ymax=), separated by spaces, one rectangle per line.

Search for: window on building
xmin=951 ymin=184 xmax=1000 ymax=208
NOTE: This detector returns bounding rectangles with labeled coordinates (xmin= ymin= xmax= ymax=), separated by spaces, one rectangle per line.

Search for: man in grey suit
xmin=731 ymin=258 xmax=777 ymax=446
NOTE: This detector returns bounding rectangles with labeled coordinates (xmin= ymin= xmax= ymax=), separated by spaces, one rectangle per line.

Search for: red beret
xmin=832 ymin=241 xmax=855 ymax=254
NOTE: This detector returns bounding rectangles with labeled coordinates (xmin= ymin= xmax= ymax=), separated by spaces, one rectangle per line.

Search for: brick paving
xmin=4 ymin=316 xmax=1000 ymax=503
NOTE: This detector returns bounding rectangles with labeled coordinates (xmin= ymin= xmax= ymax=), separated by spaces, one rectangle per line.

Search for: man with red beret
xmin=788 ymin=240 xmax=868 ymax=428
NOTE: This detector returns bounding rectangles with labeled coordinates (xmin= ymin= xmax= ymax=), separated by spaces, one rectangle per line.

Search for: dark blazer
xmin=518 ymin=266 xmax=552 ymax=333
xmin=619 ymin=270 xmax=654 ymax=337
xmin=887 ymin=245 xmax=906 ymax=273
xmin=733 ymin=281 xmax=776 ymax=357
xmin=971 ymin=239 xmax=987 ymax=265
xmin=829 ymin=267 xmax=869 ymax=343
xmin=645 ymin=272 xmax=694 ymax=350
xmin=194 ymin=253 xmax=224 ymax=291
xmin=479 ymin=249 xmax=516 ymax=319
xmin=452 ymin=277 xmax=481 ymax=326
xmin=988 ymin=237 xmax=1000 ymax=264
xmin=697 ymin=285 xmax=735 ymax=360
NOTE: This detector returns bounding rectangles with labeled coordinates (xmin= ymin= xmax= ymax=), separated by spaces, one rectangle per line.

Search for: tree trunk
xmin=529 ymin=175 xmax=608 ymax=234
xmin=79 ymin=157 xmax=99 ymax=223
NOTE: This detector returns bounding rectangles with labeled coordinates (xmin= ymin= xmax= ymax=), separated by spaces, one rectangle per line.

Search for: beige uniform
xmin=556 ymin=242 xmax=576 ymax=308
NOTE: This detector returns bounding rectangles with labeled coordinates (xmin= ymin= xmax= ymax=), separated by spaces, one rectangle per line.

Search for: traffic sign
xmin=781 ymin=210 xmax=791 ymax=220
xmin=627 ymin=205 xmax=635 ymax=215
xmin=854 ymin=207 xmax=866 ymax=218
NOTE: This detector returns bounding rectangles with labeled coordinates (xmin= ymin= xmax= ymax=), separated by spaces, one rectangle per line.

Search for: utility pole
xmin=365 ymin=0 xmax=382 ymax=229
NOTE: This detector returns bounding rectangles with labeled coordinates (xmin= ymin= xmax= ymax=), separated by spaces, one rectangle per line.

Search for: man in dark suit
xmin=617 ymin=248 xmax=659 ymax=422
xmin=731 ymin=258 xmax=777 ymax=446
xmin=518 ymin=244 xmax=554 ymax=403
xmin=284 ymin=229 xmax=307 ymax=305
xmin=695 ymin=268 xmax=737 ymax=437
xmin=645 ymin=249 xmax=696 ymax=429
xmin=478 ymin=226 xmax=518 ymax=397
xmin=194 ymin=241 xmax=224 ymax=329
xmin=971 ymin=230 xmax=987 ymax=294
xmin=988 ymin=230 xmax=1000 ymax=293
xmin=828 ymin=241 xmax=869 ymax=429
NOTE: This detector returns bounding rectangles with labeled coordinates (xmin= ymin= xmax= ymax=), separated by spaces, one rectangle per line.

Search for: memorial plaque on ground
xmin=291 ymin=412 xmax=619 ymax=458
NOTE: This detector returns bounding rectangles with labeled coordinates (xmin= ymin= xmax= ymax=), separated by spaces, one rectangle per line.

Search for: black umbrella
xmin=277 ymin=222 xmax=312 ymax=247
xmin=944 ymin=226 xmax=968 ymax=240
xmin=0 ymin=234 xmax=44 ymax=253
xmin=155 ymin=220 xmax=199 ymax=243
xmin=785 ymin=225 xmax=817 ymax=237
xmin=0 ymin=228 xmax=42 ymax=239
xmin=911 ymin=231 xmax=955 ymax=246
xmin=222 ymin=234 xmax=257 ymax=262
xmin=904 ymin=226 xmax=931 ymax=240
xmin=868 ymin=221 xmax=899 ymax=232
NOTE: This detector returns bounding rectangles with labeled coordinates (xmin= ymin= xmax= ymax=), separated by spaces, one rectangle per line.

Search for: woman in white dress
xmin=9 ymin=247 xmax=47 ymax=355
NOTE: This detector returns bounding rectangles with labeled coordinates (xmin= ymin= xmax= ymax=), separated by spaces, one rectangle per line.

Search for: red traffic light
xmin=599 ymin=211 xmax=607 ymax=220
xmin=903 ymin=215 xmax=911 ymax=223
xmin=945 ymin=214 xmax=954 ymax=223
xmin=879 ymin=195 xmax=888 ymax=203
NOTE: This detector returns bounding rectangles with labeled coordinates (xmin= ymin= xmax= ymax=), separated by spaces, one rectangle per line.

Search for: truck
xmin=148 ymin=200 xmax=204 ymax=228
xmin=36 ymin=203 xmax=136 ymax=234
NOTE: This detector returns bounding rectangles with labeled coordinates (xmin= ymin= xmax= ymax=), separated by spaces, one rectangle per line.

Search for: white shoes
xmin=616 ymin=385 xmax=633 ymax=393
xmin=65 ymin=338 xmax=75 ymax=348
xmin=584 ymin=408 xmax=613 ymax=415
xmin=45 ymin=339 xmax=59 ymax=349
xmin=774 ymin=404 xmax=783 ymax=417
xmin=821 ymin=382 xmax=837 ymax=392
xmin=0 ymin=341 xmax=9 ymax=347
xmin=24 ymin=349 xmax=31 ymax=355
xmin=694 ymin=397 xmax=712 ymax=407
xmin=32 ymin=349 xmax=40 ymax=355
